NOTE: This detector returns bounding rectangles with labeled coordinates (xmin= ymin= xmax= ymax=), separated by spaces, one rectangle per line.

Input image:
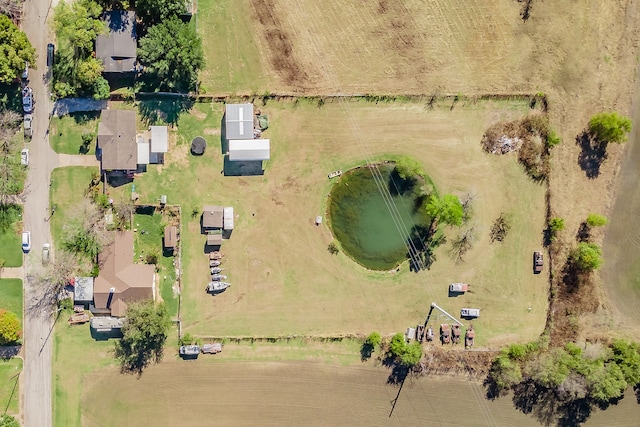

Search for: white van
xmin=461 ymin=308 xmax=480 ymax=318
xmin=22 ymin=231 xmax=31 ymax=252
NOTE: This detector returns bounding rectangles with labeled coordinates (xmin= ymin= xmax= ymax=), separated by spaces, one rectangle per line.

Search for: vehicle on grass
xmin=22 ymin=87 xmax=33 ymax=113
xmin=209 ymin=260 xmax=221 ymax=267
xmin=210 ymin=267 xmax=224 ymax=274
xmin=179 ymin=345 xmax=200 ymax=357
xmin=451 ymin=324 xmax=461 ymax=344
xmin=206 ymin=281 xmax=231 ymax=293
xmin=461 ymin=308 xmax=480 ymax=319
xmin=202 ymin=343 xmax=223 ymax=354
xmin=47 ymin=43 xmax=55 ymax=67
xmin=42 ymin=243 xmax=50 ymax=264
xmin=449 ymin=283 xmax=469 ymax=293
xmin=465 ymin=326 xmax=475 ymax=348
xmin=426 ymin=325 xmax=434 ymax=342
xmin=21 ymin=148 xmax=29 ymax=166
xmin=24 ymin=114 xmax=32 ymax=139
xmin=22 ymin=231 xmax=31 ymax=252
xmin=534 ymin=251 xmax=543 ymax=274
xmin=440 ymin=324 xmax=451 ymax=344
xmin=211 ymin=274 xmax=228 ymax=281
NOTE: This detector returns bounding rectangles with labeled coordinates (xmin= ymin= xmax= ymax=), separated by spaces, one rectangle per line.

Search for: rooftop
xmin=95 ymin=10 xmax=137 ymax=73
xmin=225 ymin=104 xmax=254 ymax=140
xmin=202 ymin=205 xmax=224 ymax=229
xmin=98 ymin=109 xmax=138 ymax=171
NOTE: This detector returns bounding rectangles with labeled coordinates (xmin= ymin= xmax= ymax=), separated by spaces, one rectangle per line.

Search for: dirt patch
xmin=191 ymin=109 xmax=207 ymax=120
xmin=203 ymin=128 xmax=220 ymax=135
xmin=165 ymin=142 xmax=191 ymax=168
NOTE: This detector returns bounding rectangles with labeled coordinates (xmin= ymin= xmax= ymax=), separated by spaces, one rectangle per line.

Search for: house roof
xmin=95 ymin=10 xmax=137 ymax=73
xmin=93 ymin=231 xmax=155 ymax=317
xmin=225 ymin=104 xmax=254 ymax=140
xmin=164 ymin=225 xmax=177 ymax=248
xmin=206 ymin=234 xmax=222 ymax=246
xmin=73 ymin=277 xmax=94 ymax=302
xmin=202 ymin=205 xmax=224 ymax=228
xmin=98 ymin=109 xmax=138 ymax=171
xmin=228 ymin=139 xmax=270 ymax=161
xmin=150 ymin=126 xmax=168 ymax=153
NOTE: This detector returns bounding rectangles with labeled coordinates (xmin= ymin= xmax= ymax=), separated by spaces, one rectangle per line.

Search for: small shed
xmin=207 ymin=234 xmax=222 ymax=246
xmin=164 ymin=225 xmax=177 ymax=249
xmin=73 ymin=277 xmax=94 ymax=304
xmin=228 ymin=139 xmax=270 ymax=161
xmin=223 ymin=207 xmax=234 ymax=230
xmin=202 ymin=205 xmax=224 ymax=229
xmin=150 ymin=126 xmax=168 ymax=153
xmin=225 ymin=104 xmax=254 ymax=140
xmin=90 ymin=316 xmax=125 ymax=332
xmin=137 ymin=138 xmax=150 ymax=165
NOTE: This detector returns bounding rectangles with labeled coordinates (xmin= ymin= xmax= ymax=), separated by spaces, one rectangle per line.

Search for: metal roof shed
xmin=228 ymin=139 xmax=270 ymax=161
xmin=223 ymin=207 xmax=234 ymax=230
xmin=137 ymin=139 xmax=150 ymax=165
xmin=150 ymin=126 xmax=168 ymax=153
xmin=225 ymin=104 xmax=254 ymax=140
xmin=73 ymin=277 xmax=94 ymax=302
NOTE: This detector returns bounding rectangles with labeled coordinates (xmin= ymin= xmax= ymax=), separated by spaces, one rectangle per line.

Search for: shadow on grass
xmin=360 ymin=342 xmax=374 ymax=361
xmin=576 ymin=131 xmax=607 ymax=179
xmin=137 ymin=94 xmax=194 ymax=126
xmin=70 ymin=110 xmax=100 ymax=125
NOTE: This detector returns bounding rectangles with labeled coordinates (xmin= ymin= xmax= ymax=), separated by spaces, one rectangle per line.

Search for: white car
xmin=42 ymin=243 xmax=51 ymax=264
xmin=21 ymin=148 xmax=29 ymax=166
xmin=24 ymin=114 xmax=33 ymax=138
xmin=22 ymin=88 xmax=33 ymax=114
xmin=22 ymin=231 xmax=31 ymax=253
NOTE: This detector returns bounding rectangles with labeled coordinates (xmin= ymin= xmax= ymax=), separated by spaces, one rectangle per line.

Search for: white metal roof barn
xmin=228 ymin=139 xmax=270 ymax=161
xmin=225 ymin=103 xmax=254 ymax=140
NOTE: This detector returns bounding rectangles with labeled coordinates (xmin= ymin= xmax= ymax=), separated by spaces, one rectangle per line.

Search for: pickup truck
xmin=534 ymin=251 xmax=544 ymax=273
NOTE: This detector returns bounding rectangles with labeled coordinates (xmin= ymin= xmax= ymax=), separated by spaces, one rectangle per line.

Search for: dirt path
xmin=0 ymin=267 xmax=25 ymax=279
xmin=57 ymin=154 xmax=100 ymax=167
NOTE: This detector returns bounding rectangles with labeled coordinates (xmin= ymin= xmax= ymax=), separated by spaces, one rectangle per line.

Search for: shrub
xmin=548 ymin=217 xmax=565 ymax=241
xmin=571 ymin=242 xmax=603 ymax=271
xmin=328 ymin=242 xmax=339 ymax=255
xmin=588 ymin=112 xmax=632 ymax=144
xmin=490 ymin=212 xmax=512 ymax=243
xmin=394 ymin=156 xmax=424 ymax=182
xmin=0 ymin=309 xmax=21 ymax=345
xmin=546 ymin=129 xmax=561 ymax=147
xmin=586 ymin=213 xmax=608 ymax=227
xmin=364 ymin=331 xmax=382 ymax=348
xmin=179 ymin=333 xmax=194 ymax=346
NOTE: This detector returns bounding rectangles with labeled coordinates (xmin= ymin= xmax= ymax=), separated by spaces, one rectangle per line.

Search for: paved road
xmin=21 ymin=0 xmax=60 ymax=426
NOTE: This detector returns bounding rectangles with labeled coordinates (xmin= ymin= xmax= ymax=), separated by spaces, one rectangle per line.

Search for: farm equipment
xmin=461 ymin=308 xmax=480 ymax=319
xmin=451 ymin=324 xmax=461 ymax=344
xmin=440 ymin=324 xmax=451 ymax=344
xmin=426 ymin=325 xmax=434 ymax=342
xmin=465 ymin=326 xmax=475 ymax=348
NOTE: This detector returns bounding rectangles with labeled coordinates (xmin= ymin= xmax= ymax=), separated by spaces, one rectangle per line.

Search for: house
xmin=228 ymin=139 xmax=270 ymax=161
xmin=202 ymin=205 xmax=224 ymax=230
xmin=92 ymin=231 xmax=156 ymax=317
xmin=206 ymin=233 xmax=222 ymax=246
xmin=164 ymin=225 xmax=177 ymax=250
xmin=136 ymin=126 xmax=169 ymax=166
xmin=95 ymin=10 xmax=137 ymax=74
xmin=223 ymin=207 xmax=234 ymax=231
xmin=72 ymin=277 xmax=94 ymax=308
xmin=97 ymin=109 xmax=138 ymax=173
xmin=225 ymin=103 xmax=255 ymax=140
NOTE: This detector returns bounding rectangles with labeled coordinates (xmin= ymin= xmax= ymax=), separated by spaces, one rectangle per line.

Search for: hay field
xmin=120 ymin=98 xmax=546 ymax=347
xmin=79 ymin=358 xmax=639 ymax=427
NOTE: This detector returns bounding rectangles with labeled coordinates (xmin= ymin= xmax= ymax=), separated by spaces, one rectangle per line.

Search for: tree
xmin=136 ymin=0 xmax=187 ymax=26
xmin=425 ymin=194 xmax=463 ymax=230
xmin=588 ymin=112 xmax=632 ymax=144
xmin=28 ymin=250 xmax=81 ymax=315
xmin=114 ymin=300 xmax=172 ymax=374
xmin=394 ymin=156 xmax=424 ymax=182
xmin=490 ymin=212 xmax=512 ymax=243
xmin=0 ymin=15 xmax=37 ymax=84
xmin=137 ymin=16 xmax=204 ymax=93
xmin=0 ymin=309 xmax=21 ymax=345
xmin=76 ymin=57 xmax=104 ymax=87
xmin=364 ymin=331 xmax=381 ymax=348
xmin=548 ymin=217 xmax=565 ymax=242
xmin=586 ymin=213 xmax=608 ymax=227
xmin=387 ymin=332 xmax=423 ymax=367
xmin=0 ymin=415 xmax=19 ymax=427
xmin=571 ymin=242 xmax=603 ymax=272
xmin=53 ymin=0 xmax=105 ymax=54
xmin=61 ymin=200 xmax=107 ymax=261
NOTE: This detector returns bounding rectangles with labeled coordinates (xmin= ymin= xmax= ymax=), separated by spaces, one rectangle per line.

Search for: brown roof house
xmin=97 ymin=109 xmax=138 ymax=172
xmin=202 ymin=205 xmax=224 ymax=229
xmin=93 ymin=231 xmax=156 ymax=317
xmin=164 ymin=225 xmax=177 ymax=253
xmin=95 ymin=10 xmax=137 ymax=74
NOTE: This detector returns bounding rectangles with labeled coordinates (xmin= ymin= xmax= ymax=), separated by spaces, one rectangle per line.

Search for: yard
xmin=0 ymin=279 xmax=23 ymax=317
xmin=108 ymin=97 xmax=547 ymax=347
xmin=0 ymin=358 xmax=21 ymax=416
xmin=0 ymin=205 xmax=23 ymax=268
xmin=50 ymin=112 xmax=100 ymax=155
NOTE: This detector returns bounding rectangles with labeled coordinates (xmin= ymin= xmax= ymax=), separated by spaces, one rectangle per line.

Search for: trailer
xmin=202 ymin=343 xmax=223 ymax=354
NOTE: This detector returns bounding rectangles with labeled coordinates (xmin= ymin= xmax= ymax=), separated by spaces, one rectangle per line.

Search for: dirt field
xmin=78 ymin=358 xmax=639 ymax=426
xmin=114 ymin=98 xmax=547 ymax=347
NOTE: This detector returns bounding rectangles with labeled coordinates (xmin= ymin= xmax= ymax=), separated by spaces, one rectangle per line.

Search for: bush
xmin=589 ymin=112 xmax=632 ymax=144
xmin=546 ymin=129 xmax=561 ymax=147
xmin=179 ymin=333 xmax=194 ymax=346
xmin=0 ymin=309 xmax=21 ymax=345
xmin=571 ymin=242 xmax=603 ymax=272
xmin=365 ymin=331 xmax=382 ymax=348
xmin=328 ymin=242 xmax=339 ymax=255
xmin=548 ymin=217 xmax=565 ymax=241
xmin=387 ymin=332 xmax=423 ymax=367
xmin=586 ymin=213 xmax=608 ymax=227
xmin=394 ymin=156 xmax=424 ymax=181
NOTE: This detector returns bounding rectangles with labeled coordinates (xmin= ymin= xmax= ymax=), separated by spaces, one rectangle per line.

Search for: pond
xmin=328 ymin=163 xmax=431 ymax=270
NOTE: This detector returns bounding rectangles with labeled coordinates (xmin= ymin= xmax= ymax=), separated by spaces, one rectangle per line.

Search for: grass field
xmin=0 ymin=358 xmax=22 ymax=416
xmin=50 ymin=112 xmax=100 ymax=155
xmin=52 ymin=319 xmax=115 ymax=427
xmin=0 ymin=205 xmax=23 ymax=268
xmin=107 ymin=98 xmax=547 ymax=347
xmin=0 ymin=278 xmax=23 ymax=317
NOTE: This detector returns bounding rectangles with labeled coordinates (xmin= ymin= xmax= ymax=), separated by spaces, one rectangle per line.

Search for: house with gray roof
xmin=96 ymin=10 xmax=137 ymax=74
xmin=97 ymin=109 xmax=138 ymax=172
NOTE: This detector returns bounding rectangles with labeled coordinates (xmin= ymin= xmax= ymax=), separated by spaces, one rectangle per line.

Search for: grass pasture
xmin=0 ymin=358 xmax=22 ymax=416
xmin=109 ymin=98 xmax=547 ymax=346
xmin=50 ymin=112 xmax=100 ymax=155
xmin=0 ymin=278 xmax=23 ymax=317
xmin=0 ymin=205 xmax=23 ymax=268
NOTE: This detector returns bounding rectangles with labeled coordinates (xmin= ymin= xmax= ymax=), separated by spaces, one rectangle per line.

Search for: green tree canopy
xmin=387 ymin=332 xmax=423 ymax=367
xmin=137 ymin=16 xmax=204 ymax=93
xmin=394 ymin=156 xmax=424 ymax=181
xmin=136 ymin=0 xmax=187 ymax=26
xmin=0 ymin=414 xmax=20 ymax=427
xmin=364 ymin=331 xmax=382 ymax=348
xmin=588 ymin=112 xmax=632 ymax=144
xmin=0 ymin=15 xmax=37 ymax=84
xmin=425 ymin=194 xmax=463 ymax=227
xmin=53 ymin=0 xmax=105 ymax=54
xmin=571 ymin=242 xmax=603 ymax=271
xmin=114 ymin=300 xmax=171 ymax=374
xmin=0 ymin=309 xmax=21 ymax=345
xmin=586 ymin=213 xmax=608 ymax=227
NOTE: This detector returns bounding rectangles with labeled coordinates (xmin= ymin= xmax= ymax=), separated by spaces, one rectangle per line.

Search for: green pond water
xmin=328 ymin=164 xmax=429 ymax=270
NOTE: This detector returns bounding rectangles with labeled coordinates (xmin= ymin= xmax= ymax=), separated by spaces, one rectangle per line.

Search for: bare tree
xmin=0 ymin=0 xmax=23 ymax=22
xmin=26 ymin=251 xmax=81 ymax=316
xmin=450 ymin=226 xmax=478 ymax=263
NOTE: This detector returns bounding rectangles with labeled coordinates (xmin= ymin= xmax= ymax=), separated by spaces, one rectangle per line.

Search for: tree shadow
xmin=137 ymin=95 xmax=194 ymax=126
xmin=520 ymin=0 xmax=534 ymax=21
xmin=360 ymin=342 xmax=374 ymax=361
xmin=387 ymin=168 xmax=415 ymax=196
xmin=576 ymin=222 xmax=591 ymax=242
xmin=70 ymin=110 xmax=100 ymax=125
xmin=576 ymin=131 xmax=607 ymax=179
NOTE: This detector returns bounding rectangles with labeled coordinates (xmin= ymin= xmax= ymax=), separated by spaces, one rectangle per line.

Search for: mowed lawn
xmin=109 ymin=98 xmax=547 ymax=347
xmin=50 ymin=112 xmax=100 ymax=155
xmin=0 ymin=278 xmax=23 ymax=317
xmin=0 ymin=205 xmax=23 ymax=268
xmin=0 ymin=358 xmax=22 ymax=416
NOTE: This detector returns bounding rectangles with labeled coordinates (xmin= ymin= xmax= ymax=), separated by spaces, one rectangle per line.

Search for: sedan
xmin=21 ymin=148 xmax=29 ymax=166
xmin=22 ymin=87 xmax=33 ymax=113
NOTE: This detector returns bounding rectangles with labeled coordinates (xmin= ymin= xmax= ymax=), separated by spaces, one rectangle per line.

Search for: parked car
xmin=21 ymin=148 xmax=29 ymax=166
xmin=24 ymin=114 xmax=32 ymax=139
xmin=42 ymin=243 xmax=51 ymax=264
xmin=47 ymin=43 xmax=55 ymax=67
xmin=22 ymin=87 xmax=33 ymax=113
xmin=461 ymin=308 xmax=480 ymax=319
xmin=21 ymin=61 xmax=29 ymax=79
xmin=533 ymin=251 xmax=544 ymax=274
xmin=22 ymin=231 xmax=31 ymax=253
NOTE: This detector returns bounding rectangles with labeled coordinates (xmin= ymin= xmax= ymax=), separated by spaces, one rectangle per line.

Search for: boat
xmin=179 ymin=345 xmax=200 ymax=356
xmin=328 ymin=170 xmax=343 ymax=179
xmin=206 ymin=281 xmax=231 ymax=292
xmin=209 ymin=260 xmax=221 ymax=267
xmin=209 ymin=251 xmax=224 ymax=260
xmin=210 ymin=267 xmax=224 ymax=274
xmin=211 ymin=274 xmax=228 ymax=281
